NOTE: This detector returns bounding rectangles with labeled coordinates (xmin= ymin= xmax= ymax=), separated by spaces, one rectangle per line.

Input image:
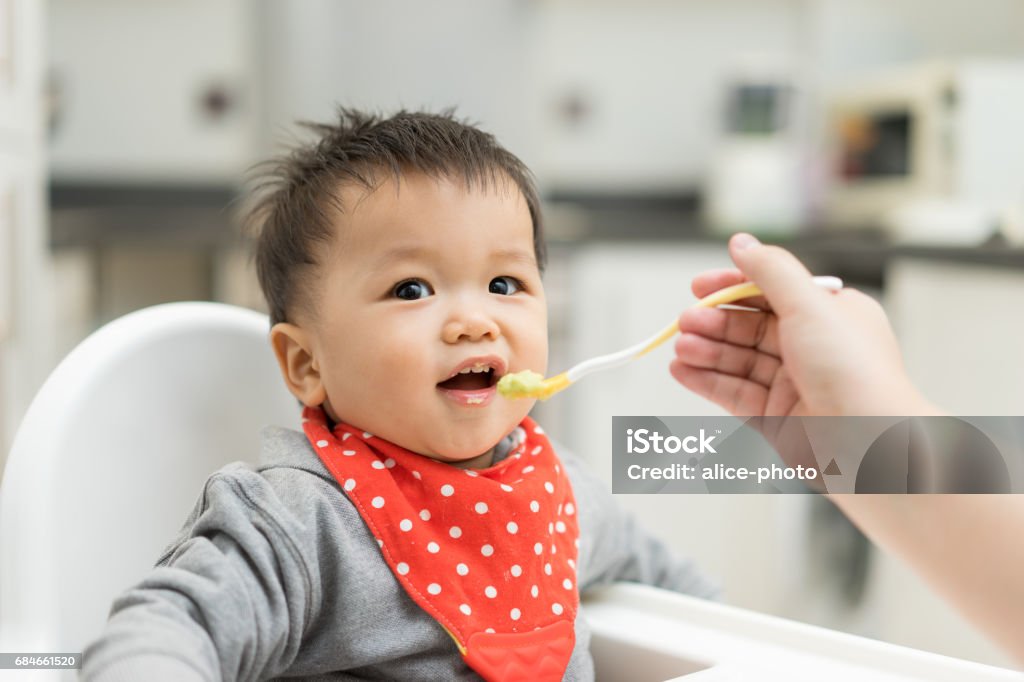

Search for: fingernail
xmin=733 ymin=233 xmax=761 ymax=251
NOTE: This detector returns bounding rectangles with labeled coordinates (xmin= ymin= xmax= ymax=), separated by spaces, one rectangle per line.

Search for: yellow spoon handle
xmin=637 ymin=280 xmax=765 ymax=357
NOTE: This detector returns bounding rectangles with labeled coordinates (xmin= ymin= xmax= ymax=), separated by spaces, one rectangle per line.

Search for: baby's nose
xmin=442 ymin=308 xmax=501 ymax=343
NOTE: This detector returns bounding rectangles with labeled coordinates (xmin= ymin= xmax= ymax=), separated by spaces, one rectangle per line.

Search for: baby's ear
xmin=269 ymin=323 xmax=327 ymax=407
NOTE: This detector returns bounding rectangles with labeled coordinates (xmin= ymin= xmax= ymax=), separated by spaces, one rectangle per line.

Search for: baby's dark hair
xmin=244 ymin=108 xmax=546 ymax=326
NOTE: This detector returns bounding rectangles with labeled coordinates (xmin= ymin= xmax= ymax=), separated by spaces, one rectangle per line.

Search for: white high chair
xmin=0 ymin=302 xmax=298 ymax=678
xmin=0 ymin=302 xmax=1017 ymax=681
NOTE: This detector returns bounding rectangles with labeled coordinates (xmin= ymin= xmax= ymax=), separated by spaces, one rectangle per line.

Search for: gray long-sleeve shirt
xmin=82 ymin=426 xmax=717 ymax=681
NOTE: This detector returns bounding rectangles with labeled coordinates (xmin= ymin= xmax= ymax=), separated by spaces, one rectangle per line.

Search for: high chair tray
xmin=581 ymin=583 xmax=1019 ymax=681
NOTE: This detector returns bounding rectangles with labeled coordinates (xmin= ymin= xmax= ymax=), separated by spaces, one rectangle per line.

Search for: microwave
xmin=825 ymin=60 xmax=1024 ymax=242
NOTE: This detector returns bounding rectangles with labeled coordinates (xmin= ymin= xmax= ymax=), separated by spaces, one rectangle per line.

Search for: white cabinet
xmin=47 ymin=0 xmax=258 ymax=183
xmin=0 ymin=0 xmax=51 ymax=458
xmin=886 ymin=258 xmax=1024 ymax=414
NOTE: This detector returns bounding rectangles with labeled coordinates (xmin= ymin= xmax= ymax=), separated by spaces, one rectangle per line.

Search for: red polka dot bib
xmin=302 ymin=406 xmax=580 ymax=682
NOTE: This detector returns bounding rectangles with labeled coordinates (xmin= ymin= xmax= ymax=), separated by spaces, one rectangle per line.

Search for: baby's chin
xmin=416 ymin=428 xmax=516 ymax=465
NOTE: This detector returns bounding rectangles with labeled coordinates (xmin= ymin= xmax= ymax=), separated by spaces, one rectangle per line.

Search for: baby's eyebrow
xmin=490 ymin=248 xmax=537 ymax=268
xmin=374 ymin=245 xmax=433 ymax=268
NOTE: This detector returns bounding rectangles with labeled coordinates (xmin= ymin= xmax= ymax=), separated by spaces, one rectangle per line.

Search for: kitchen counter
xmin=543 ymin=198 xmax=1024 ymax=289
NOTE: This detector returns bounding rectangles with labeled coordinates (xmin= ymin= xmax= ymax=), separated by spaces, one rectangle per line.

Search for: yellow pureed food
xmin=496 ymin=370 xmax=545 ymax=399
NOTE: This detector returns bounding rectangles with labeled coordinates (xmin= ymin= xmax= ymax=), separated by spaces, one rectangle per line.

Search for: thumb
xmin=729 ymin=233 xmax=822 ymax=317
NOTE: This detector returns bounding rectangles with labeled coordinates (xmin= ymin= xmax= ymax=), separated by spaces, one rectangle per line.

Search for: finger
xmin=728 ymin=233 xmax=828 ymax=318
xmin=669 ymin=360 xmax=769 ymax=416
xmin=691 ymin=269 xmax=745 ymax=298
xmin=674 ymin=333 xmax=781 ymax=388
xmin=690 ymin=269 xmax=769 ymax=309
xmin=677 ymin=306 xmax=780 ymax=357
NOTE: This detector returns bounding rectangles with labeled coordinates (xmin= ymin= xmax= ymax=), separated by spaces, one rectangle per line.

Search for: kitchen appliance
xmin=704 ymin=62 xmax=809 ymax=237
xmin=826 ymin=60 xmax=1024 ymax=243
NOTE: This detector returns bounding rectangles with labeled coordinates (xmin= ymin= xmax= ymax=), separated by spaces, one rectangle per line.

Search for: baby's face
xmin=308 ymin=172 xmax=547 ymax=464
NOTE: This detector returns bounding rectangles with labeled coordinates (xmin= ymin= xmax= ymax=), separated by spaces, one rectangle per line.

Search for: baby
xmin=82 ymin=109 xmax=717 ymax=681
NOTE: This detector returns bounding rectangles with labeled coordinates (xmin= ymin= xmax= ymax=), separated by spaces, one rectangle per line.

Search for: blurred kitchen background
xmin=3 ymin=0 xmax=1024 ymax=669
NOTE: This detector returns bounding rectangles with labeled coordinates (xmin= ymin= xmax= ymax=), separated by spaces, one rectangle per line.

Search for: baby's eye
xmin=489 ymin=276 xmax=522 ymax=296
xmin=392 ymin=279 xmax=434 ymax=301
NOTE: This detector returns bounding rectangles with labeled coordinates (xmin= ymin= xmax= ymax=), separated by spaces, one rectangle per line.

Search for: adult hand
xmin=670 ymin=233 xmax=935 ymax=418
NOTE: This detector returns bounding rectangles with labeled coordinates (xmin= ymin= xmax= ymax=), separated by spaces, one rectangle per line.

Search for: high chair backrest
xmin=0 ymin=302 xmax=298 ymax=670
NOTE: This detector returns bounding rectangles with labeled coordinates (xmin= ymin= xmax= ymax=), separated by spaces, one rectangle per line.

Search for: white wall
xmin=809 ymin=0 xmax=1024 ymax=88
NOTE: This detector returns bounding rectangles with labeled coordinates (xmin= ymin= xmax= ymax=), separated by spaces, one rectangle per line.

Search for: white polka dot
xmin=427 ymin=542 xmax=440 ymax=553
xmin=427 ymin=583 xmax=442 ymax=595
xmin=563 ymin=578 xmax=573 ymax=590
xmin=557 ymin=504 xmax=563 ymax=516
xmin=371 ymin=496 xmax=385 ymax=508
xmin=486 ymin=628 xmax=495 ymax=633
xmin=343 ymin=479 xmax=356 ymax=491
xmin=397 ymin=562 xmax=409 ymax=575
xmin=544 ymin=481 xmax=555 ymax=494
xmin=534 ymin=426 xmax=545 ymax=434
xmin=568 ymin=558 xmax=576 ymax=570
xmin=342 ymin=450 xmax=356 ymax=457
xmin=342 ymin=433 xmax=351 ymax=441
xmin=412 ymin=471 xmax=422 ymax=480
xmin=399 ymin=519 xmax=413 ymax=532
xmin=371 ymin=460 xmax=385 ymax=470
xmin=419 ymin=509 xmax=431 ymax=521
xmin=550 ymin=544 xmax=557 ymax=555
xmin=460 ymin=604 xmax=472 ymax=616
xmin=510 ymin=564 xmax=522 ymax=577
xmin=475 ymin=502 xmax=488 ymax=514
xmin=555 ymin=521 xmax=566 ymax=533
xmin=544 ymin=563 xmax=552 ymax=575
xmin=485 ymin=586 xmax=497 ymax=598
xmin=363 ymin=431 xmax=373 ymax=439
xmin=441 ymin=484 xmax=455 ymax=497
xmin=531 ymin=585 xmax=539 ymax=598
xmin=531 ymin=446 xmax=543 ymax=455
xmin=449 ymin=526 xmax=462 ymax=538
xmin=523 ymin=465 xmax=535 ymax=474
xmin=548 ymin=523 xmax=554 ymax=534
xmin=500 ymin=484 xmax=513 ymax=492
xmin=552 ymin=603 xmax=563 ymax=615
xmin=481 ymin=544 xmax=494 ymax=557
xmin=377 ymin=539 xmax=383 ymax=548
xmin=506 ymin=521 xmax=518 ymax=534
xmin=457 ymin=563 xmax=469 ymax=576
xmin=530 ymin=500 xmax=540 ymax=513
xmin=555 ymin=464 xmax=560 ymax=474
xmin=534 ymin=543 xmax=543 ymax=555
xmin=510 ymin=608 xmax=521 ymax=621
xmin=384 ymin=458 xmax=396 ymax=469
xmin=316 ymin=439 xmax=328 ymax=448
xmin=465 ymin=470 xmax=478 ymax=477
xmin=565 ymin=503 xmax=575 ymax=516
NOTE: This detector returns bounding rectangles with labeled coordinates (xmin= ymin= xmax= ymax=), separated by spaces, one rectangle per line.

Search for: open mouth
xmin=437 ymin=366 xmax=500 ymax=392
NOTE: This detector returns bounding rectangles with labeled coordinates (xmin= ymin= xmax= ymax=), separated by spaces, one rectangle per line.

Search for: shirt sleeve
xmin=559 ymin=445 xmax=721 ymax=601
xmin=81 ymin=466 xmax=321 ymax=682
